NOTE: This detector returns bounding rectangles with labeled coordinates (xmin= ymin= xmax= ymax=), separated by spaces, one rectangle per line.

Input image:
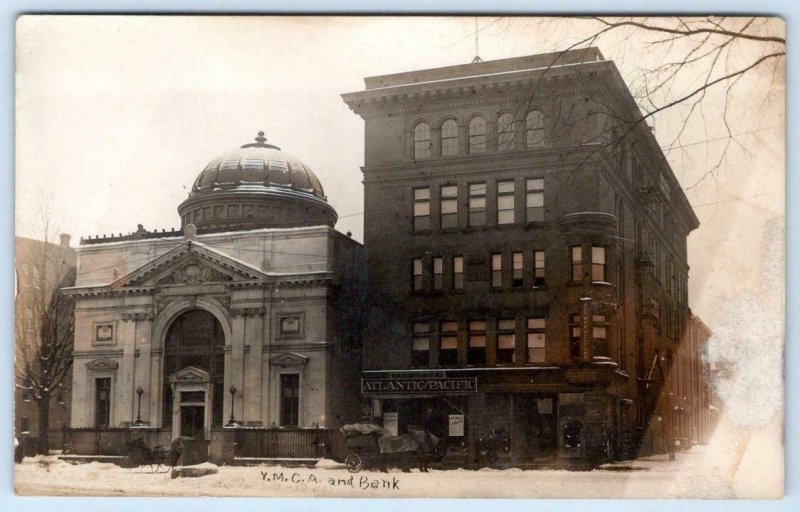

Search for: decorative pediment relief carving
xmin=155 ymin=254 xmax=235 ymax=286
xmin=269 ymin=352 xmax=309 ymax=369
xmin=86 ymin=358 xmax=119 ymax=373
xmin=168 ymin=366 xmax=211 ymax=384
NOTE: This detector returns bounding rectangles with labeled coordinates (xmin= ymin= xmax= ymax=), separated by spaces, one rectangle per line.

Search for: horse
xmin=376 ymin=426 xmax=443 ymax=472
xmin=125 ymin=437 xmax=190 ymax=473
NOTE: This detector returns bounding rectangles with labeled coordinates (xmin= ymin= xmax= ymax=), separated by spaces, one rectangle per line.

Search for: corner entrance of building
xmin=512 ymin=394 xmax=557 ymax=462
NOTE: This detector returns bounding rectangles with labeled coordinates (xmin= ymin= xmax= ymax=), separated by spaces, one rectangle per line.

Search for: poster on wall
xmin=449 ymin=414 xmax=465 ymax=437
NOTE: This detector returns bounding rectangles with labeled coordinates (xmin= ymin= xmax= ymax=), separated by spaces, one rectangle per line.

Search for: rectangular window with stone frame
xmin=527 ymin=317 xmax=546 ymax=363
xmin=413 ymin=187 xmax=431 ymax=231
xmin=526 ymin=178 xmax=544 ymax=222
xmin=468 ymin=183 xmax=486 ymax=227
xmin=412 ymin=258 xmax=424 ymax=292
xmin=496 ymin=319 xmax=516 ymax=365
xmin=497 ymin=180 xmax=515 ymax=225
xmin=433 ymin=257 xmax=443 ymax=290
xmin=438 ymin=321 xmax=458 ymax=367
xmin=533 ymin=250 xmax=546 ymax=287
xmin=440 ymin=185 xmax=458 ymax=229
xmin=453 ymin=255 xmax=464 ymax=290
xmin=491 ymin=253 xmax=503 ymax=288
xmin=467 ymin=320 xmax=487 ymax=366
xmin=412 ymin=322 xmax=430 ymax=367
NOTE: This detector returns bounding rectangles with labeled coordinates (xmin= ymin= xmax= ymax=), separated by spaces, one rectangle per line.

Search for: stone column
xmin=119 ymin=315 xmax=137 ymax=424
xmin=243 ymin=309 xmax=265 ymax=424
xmin=149 ymin=349 xmax=162 ymax=427
xmin=229 ymin=314 xmax=246 ymax=421
xmin=135 ymin=313 xmax=153 ymax=423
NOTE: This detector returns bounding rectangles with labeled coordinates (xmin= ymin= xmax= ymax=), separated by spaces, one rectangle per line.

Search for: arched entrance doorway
xmin=163 ymin=309 xmax=225 ymax=438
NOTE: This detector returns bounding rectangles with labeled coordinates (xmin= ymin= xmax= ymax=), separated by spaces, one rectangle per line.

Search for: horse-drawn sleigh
xmin=340 ymin=423 xmax=446 ymax=473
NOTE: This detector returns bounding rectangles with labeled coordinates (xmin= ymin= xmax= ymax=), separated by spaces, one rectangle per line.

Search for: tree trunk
xmin=37 ymin=394 xmax=50 ymax=455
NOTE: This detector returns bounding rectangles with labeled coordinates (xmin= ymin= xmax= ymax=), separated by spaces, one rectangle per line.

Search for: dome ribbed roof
xmin=189 ymin=132 xmax=325 ymax=200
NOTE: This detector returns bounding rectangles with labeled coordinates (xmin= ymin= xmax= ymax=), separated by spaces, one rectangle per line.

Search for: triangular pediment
xmin=86 ymin=358 xmax=119 ymax=372
xmin=168 ymin=366 xmax=211 ymax=384
xmin=269 ymin=352 xmax=309 ymax=368
xmin=112 ymin=241 xmax=266 ymax=288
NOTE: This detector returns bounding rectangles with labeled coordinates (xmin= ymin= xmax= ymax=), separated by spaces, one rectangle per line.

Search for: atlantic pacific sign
xmin=361 ymin=377 xmax=478 ymax=396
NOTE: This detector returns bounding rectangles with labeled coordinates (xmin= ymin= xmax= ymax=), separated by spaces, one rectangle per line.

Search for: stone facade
xmin=65 ymin=137 xmax=364 ymax=442
xmin=343 ymin=48 xmax=709 ymax=466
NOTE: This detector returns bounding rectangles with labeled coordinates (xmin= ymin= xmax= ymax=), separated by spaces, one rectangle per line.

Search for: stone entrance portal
xmin=168 ymin=366 xmax=213 ymax=440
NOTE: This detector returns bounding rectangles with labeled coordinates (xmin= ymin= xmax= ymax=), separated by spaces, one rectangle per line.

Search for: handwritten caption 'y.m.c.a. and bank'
xmin=260 ymin=470 xmax=401 ymax=491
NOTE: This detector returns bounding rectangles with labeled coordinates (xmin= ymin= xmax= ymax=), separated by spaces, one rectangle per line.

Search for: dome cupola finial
xmin=255 ymin=131 xmax=267 ymax=144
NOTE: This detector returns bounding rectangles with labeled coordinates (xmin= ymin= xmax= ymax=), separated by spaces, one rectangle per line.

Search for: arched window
xmin=497 ymin=113 xmax=515 ymax=151
xmin=163 ymin=309 xmax=225 ymax=429
xmin=413 ymin=122 xmax=431 ymax=159
xmin=526 ymin=110 xmax=545 ymax=148
xmin=440 ymin=119 xmax=458 ymax=156
xmin=468 ymin=116 xmax=486 ymax=154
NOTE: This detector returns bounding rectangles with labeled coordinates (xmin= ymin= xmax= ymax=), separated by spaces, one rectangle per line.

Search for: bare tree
xmin=15 ymin=212 xmax=76 ymax=454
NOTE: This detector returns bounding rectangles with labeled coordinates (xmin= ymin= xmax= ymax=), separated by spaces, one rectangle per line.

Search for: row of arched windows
xmin=413 ymin=111 xmax=545 ymax=160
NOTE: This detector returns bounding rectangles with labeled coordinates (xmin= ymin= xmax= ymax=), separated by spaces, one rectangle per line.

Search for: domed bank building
xmin=64 ymin=133 xmax=364 ymax=455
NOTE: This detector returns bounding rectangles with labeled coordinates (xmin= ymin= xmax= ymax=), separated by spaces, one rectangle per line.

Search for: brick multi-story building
xmin=15 ymin=234 xmax=76 ymax=452
xmin=343 ymin=48 xmax=710 ymax=466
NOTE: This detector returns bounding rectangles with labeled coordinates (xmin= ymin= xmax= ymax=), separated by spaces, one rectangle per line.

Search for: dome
xmin=178 ymin=132 xmax=337 ymax=233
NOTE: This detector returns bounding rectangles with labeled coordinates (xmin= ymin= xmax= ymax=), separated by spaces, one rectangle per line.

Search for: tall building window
xmin=441 ymin=119 xmax=458 ymax=156
xmin=526 ymin=178 xmax=544 ymax=222
xmin=491 ymin=253 xmax=503 ymax=288
xmin=497 ymin=113 xmax=515 ymax=151
xmin=433 ymin=257 xmax=443 ymax=290
xmin=412 ymin=258 xmax=423 ymax=291
xmin=453 ymin=256 xmax=464 ymax=289
xmin=468 ymin=183 xmax=486 ymax=226
xmin=592 ymin=315 xmax=609 ymax=357
xmin=512 ymin=252 xmax=524 ymax=287
xmin=468 ymin=116 xmax=486 ymax=153
xmin=414 ymin=122 xmax=431 ymax=159
xmin=592 ymin=246 xmax=606 ymax=281
xmin=20 ymin=417 xmax=30 ymax=434
xmin=527 ymin=317 xmax=546 ymax=363
xmin=497 ymin=180 xmax=515 ymax=224
xmin=572 ymin=246 xmax=583 ymax=282
xmin=439 ymin=321 xmax=458 ymax=367
xmin=468 ymin=320 xmax=487 ymax=366
xmin=533 ymin=250 xmax=545 ymax=287
xmin=95 ymin=377 xmax=111 ymax=428
xmin=21 ymin=378 xmax=31 ymax=401
xmin=525 ymin=110 xmax=544 ymax=148
xmin=440 ymin=185 xmax=458 ymax=229
xmin=412 ymin=322 xmax=430 ymax=367
xmin=497 ymin=319 xmax=516 ymax=365
xmin=413 ymin=187 xmax=431 ymax=231
xmin=569 ymin=314 xmax=581 ymax=358
xmin=279 ymin=374 xmax=300 ymax=426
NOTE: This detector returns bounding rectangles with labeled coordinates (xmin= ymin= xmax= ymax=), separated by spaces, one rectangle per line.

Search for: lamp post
xmin=226 ymin=385 xmax=238 ymax=427
xmin=133 ymin=386 xmax=144 ymax=426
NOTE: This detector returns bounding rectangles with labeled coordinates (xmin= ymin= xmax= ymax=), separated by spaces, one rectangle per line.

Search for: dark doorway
xmin=180 ymin=406 xmax=205 ymax=438
xmin=95 ymin=378 xmax=111 ymax=427
xmin=280 ymin=374 xmax=299 ymax=426
xmin=513 ymin=395 xmax=557 ymax=461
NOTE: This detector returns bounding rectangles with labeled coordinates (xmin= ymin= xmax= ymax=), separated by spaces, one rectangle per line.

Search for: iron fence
xmin=63 ymin=427 xmax=167 ymax=456
xmin=234 ymin=427 xmax=345 ymax=459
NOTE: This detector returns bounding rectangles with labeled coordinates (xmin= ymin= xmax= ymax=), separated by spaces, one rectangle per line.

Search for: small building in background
xmin=15 ymin=234 xmax=76 ymax=453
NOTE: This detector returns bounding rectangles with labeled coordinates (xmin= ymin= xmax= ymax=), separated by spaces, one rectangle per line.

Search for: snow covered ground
xmin=14 ymin=415 xmax=784 ymax=499
xmin=6 ymin=444 xmax=761 ymax=499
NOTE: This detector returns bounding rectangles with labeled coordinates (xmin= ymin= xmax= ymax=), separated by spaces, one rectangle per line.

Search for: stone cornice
xmin=343 ymin=61 xmax=613 ymax=119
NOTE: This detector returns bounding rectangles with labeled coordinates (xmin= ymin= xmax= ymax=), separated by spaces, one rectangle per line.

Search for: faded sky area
xmin=15 ymin=16 xmax=786 ymax=494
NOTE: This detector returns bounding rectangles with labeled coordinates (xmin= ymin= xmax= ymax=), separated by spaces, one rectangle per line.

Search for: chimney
xmin=59 ymin=233 xmax=71 ymax=248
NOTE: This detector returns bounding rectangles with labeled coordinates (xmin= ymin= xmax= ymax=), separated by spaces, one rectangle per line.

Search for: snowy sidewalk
xmin=13 ymin=445 xmax=744 ymax=498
